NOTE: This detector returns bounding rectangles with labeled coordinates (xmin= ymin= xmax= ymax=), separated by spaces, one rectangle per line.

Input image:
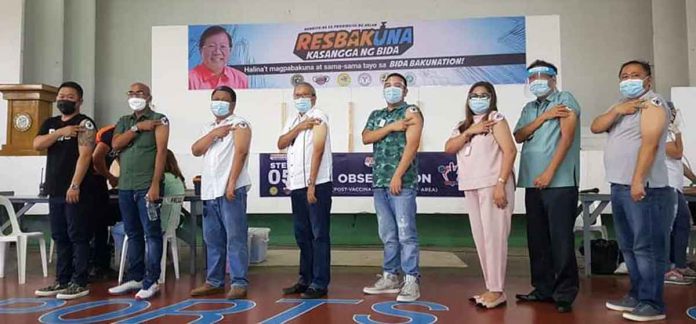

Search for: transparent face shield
xmin=524 ymin=66 xmax=556 ymax=98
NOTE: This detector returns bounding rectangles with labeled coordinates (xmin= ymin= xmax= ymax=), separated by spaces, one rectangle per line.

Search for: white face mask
xmin=128 ymin=97 xmax=147 ymax=111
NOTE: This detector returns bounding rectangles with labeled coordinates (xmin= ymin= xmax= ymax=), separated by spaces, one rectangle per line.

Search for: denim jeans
xmin=118 ymin=189 xmax=163 ymax=289
xmin=290 ymin=182 xmax=332 ymax=290
xmin=611 ymin=184 xmax=675 ymax=312
xmin=670 ymin=190 xmax=692 ymax=269
xmin=373 ymin=187 xmax=419 ymax=276
xmin=203 ymin=188 xmax=249 ymax=288
xmin=49 ymin=196 xmax=90 ymax=286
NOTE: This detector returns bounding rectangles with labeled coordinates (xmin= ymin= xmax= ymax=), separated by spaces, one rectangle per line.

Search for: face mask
xmin=529 ymin=79 xmax=551 ymax=97
xmin=383 ymin=86 xmax=403 ymax=104
xmin=619 ymin=79 xmax=645 ymax=99
xmin=210 ymin=100 xmax=230 ymax=117
xmin=468 ymin=98 xmax=490 ymax=115
xmin=128 ymin=97 xmax=147 ymax=111
xmin=56 ymin=100 xmax=77 ymax=115
xmin=294 ymin=98 xmax=312 ymax=113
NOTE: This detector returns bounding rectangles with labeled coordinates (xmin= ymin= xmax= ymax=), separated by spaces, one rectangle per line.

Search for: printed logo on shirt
xmin=50 ymin=128 xmax=67 ymax=142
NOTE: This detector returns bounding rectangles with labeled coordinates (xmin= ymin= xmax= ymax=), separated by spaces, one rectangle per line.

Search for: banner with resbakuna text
xmin=188 ymin=17 xmax=526 ymax=90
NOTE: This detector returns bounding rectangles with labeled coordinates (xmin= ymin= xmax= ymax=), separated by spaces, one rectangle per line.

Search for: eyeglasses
xmin=202 ymin=44 xmax=230 ymax=52
xmin=127 ymin=90 xmax=147 ymax=98
xmin=468 ymin=94 xmax=491 ymax=100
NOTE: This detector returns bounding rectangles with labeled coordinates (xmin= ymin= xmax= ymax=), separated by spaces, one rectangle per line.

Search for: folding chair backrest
xmin=161 ymin=195 xmax=184 ymax=236
xmin=0 ymin=196 xmax=21 ymax=236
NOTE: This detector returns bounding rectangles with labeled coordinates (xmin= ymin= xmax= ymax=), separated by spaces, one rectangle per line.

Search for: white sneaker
xmin=396 ymin=275 xmax=420 ymax=302
xmin=108 ymin=280 xmax=143 ymax=295
xmin=363 ymin=272 xmax=400 ymax=295
xmin=614 ymin=262 xmax=628 ymax=275
xmin=135 ymin=283 xmax=160 ymax=300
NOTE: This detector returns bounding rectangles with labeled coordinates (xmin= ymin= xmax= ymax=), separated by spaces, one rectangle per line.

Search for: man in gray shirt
xmin=591 ymin=60 xmax=674 ymax=322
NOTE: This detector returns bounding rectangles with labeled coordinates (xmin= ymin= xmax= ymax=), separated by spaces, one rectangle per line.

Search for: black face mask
xmin=57 ymin=100 xmax=77 ymax=115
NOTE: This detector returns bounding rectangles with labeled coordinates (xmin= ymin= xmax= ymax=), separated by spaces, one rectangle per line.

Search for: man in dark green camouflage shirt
xmin=361 ymin=73 xmax=424 ymax=302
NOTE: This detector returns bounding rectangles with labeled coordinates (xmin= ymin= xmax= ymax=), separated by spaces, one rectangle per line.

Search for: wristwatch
xmin=130 ymin=125 xmax=139 ymax=133
xmin=70 ymin=183 xmax=79 ymax=191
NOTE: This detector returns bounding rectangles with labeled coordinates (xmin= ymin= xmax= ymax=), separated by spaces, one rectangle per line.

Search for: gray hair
xmin=294 ymin=82 xmax=316 ymax=96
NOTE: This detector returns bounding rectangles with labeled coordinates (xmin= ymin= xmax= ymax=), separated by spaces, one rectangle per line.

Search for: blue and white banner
xmin=188 ymin=17 xmax=526 ymax=90
xmin=259 ymin=152 xmax=462 ymax=197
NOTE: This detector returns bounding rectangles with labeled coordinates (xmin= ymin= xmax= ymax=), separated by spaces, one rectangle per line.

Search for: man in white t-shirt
xmin=190 ymin=86 xmax=252 ymax=299
xmin=663 ymin=103 xmax=696 ymax=284
xmin=277 ymin=82 xmax=333 ymax=299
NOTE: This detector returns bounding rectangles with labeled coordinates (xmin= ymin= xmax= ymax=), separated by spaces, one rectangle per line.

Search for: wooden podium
xmin=0 ymin=84 xmax=58 ymax=156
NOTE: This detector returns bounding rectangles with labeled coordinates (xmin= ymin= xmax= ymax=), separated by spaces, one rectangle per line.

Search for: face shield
xmin=525 ymin=66 xmax=556 ymax=98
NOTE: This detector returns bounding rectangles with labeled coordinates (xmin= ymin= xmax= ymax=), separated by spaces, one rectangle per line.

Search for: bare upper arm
xmin=492 ymin=119 xmax=516 ymax=153
xmin=154 ymin=124 xmax=170 ymax=150
xmin=78 ymin=126 xmax=96 ymax=149
xmin=233 ymin=126 xmax=252 ymax=152
xmin=405 ymin=110 xmax=423 ymax=145
xmin=559 ymin=110 xmax=578 ymax=136
xmin=640 ymin=104 xmax=667 ymax=145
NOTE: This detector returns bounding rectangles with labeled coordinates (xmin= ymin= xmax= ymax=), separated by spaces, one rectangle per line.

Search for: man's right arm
xmin=33 ymin=120 xmax=62 ymax=150
xmin=112 ymin=118 xmax=137 ymax=151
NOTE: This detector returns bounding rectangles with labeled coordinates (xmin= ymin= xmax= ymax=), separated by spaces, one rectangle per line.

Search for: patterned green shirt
xmin=364 ymin=102 xmax=420 ymax=189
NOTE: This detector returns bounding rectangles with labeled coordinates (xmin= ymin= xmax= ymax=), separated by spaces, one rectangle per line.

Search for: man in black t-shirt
xmin=89 ymin=124 xmax=120 ymax=280
xmin=32 ymin=81 xmax=96 ymax=300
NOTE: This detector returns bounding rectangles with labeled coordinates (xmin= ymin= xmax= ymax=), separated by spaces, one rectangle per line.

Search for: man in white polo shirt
xmin=278 ymin=82 xmax=333 ymax=299
xmin=190 ymin=86 xmax=252 ymax=299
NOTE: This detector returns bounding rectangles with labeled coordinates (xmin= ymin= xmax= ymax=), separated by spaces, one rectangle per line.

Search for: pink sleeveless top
xmin=451 ymin=111 xmax=510 ymax=191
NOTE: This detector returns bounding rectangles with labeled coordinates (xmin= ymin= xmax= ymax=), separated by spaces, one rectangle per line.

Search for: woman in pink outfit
xmin=444 ymin=81 xmax=517 ymax=309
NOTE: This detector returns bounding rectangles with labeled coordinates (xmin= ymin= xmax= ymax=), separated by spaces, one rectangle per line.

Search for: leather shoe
xmin=301 ymin=287 xmax=327 ymax=299
xmin=515 ymin=291 xmax=554 ymax=303
xmin=556 ymin=301 xmax=572 ymax=313
xmin=282 ymin=283 xmax=308 ymax=295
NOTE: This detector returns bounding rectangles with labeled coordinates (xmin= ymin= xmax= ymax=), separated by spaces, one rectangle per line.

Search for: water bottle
xmin=146 ymin=199 xmax=160 ymax=221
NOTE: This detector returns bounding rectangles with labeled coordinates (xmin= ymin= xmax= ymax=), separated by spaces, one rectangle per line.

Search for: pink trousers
xmin=463 ymin=180 xmax=515 ymax=292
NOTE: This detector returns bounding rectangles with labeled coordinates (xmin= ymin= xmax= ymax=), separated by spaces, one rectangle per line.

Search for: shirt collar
xmin=535 ymin=89 xmax=559 ymax=104
xmin=195 ymin=64 xmax=229 ymax=83
xmin=384 ymin=102 xmax=409 ymax=113
xmin=129 ymin=107 xmax=154 ymax=121
xmin=212 ymin=114 xmax=236 ymax=126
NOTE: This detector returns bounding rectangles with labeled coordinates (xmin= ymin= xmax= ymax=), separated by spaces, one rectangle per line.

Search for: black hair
xmin=198 ymin=25 xmax=232 ymax=50
xmin=527 ymin=60 xmax=558 ymax=74
xmin=619 ymin=60 xmax=652 ymax=77
xmin=58 ymin=81 xmax=84 ymax=99
xmin=211 ymin=86 xmax=236 ymax=102
xmin=384 ymin=72 xmax=407 ymax=88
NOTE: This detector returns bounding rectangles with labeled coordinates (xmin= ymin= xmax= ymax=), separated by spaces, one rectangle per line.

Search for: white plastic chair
xmin=117 ymin=195 xmax=183 ymax=284
xmin=0 ymin=196 xmax=48 ymax=284
xmin=573 ymin=201 xmax=608 ymax=239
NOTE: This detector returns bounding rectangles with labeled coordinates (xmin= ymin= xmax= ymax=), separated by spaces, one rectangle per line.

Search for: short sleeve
xmin=114 ymin=117 xmax=127 ymax=135
xmin=364 ymin=110 xmax=379 ymax=131
xmin=38 ymin=118 xmax=53 ymax=136
xmin=560 ymin=92 xmax=581 ymax=117
xmin=513 ymin=105 xmax=532 ymax=133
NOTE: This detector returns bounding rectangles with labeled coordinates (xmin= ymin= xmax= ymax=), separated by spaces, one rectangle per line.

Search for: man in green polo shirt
xmin=361 ymin=72 xmax=424 ymax=302
xmin=107 ymin=82 xmax=169 ymax=300
xmin=513 ymin=60 xmax=580 ymax=313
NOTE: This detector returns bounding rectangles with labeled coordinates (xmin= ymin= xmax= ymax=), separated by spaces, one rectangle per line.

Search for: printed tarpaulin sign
xmin=259 ymin=152 xmax=462 ymax=197
xmin=188 ymin=16 xmax=526 ymax=90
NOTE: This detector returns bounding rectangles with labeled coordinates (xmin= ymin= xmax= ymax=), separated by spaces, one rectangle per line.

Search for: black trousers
xmin=49 ymin=195 xmax=90 ymax=286
xmin=525 ymin=187 xmax=579 ymax=303
xmin=89 ymin=180 xmax=116 ymax=271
